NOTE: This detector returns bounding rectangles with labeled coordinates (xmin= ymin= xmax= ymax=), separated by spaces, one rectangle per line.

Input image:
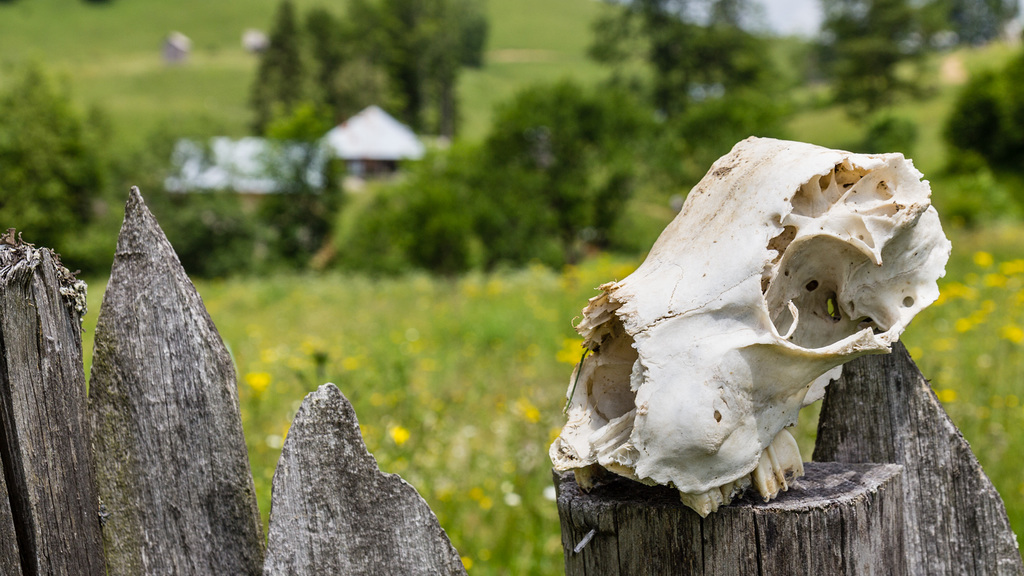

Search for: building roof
xmin=165 ymin=137 xmax=325 ymax=194
xmin=323 ymin=106 xmax=425 ymax=161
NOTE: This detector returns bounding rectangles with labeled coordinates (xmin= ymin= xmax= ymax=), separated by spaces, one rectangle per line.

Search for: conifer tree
xmin=250 ymin=0 xmax=306 ymax=134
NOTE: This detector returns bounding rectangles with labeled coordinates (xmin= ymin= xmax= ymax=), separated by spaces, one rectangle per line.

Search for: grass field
xmin=76 ymin=222 xmax=1024 ymax=574
xmin=0 ymin=0 xmax=611 ymax=150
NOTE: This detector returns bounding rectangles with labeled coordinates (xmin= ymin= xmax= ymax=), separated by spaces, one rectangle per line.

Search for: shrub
xmin=862 ymin=113 xmax=918 ymax=156
xmin=335 ymin=147 xmax=483 ymax=275
xmin=944 ymin=52 xmax=1024 ymax=169
xmin=476 ymin=80 xmax=650 ymax=266
xmin=337 ymin=81 xmax=652 ymax=274
xmin=930 ymin=163 xmax=1020 ymax=228
xmin=0 ymin=64 xmax=112 ymax=272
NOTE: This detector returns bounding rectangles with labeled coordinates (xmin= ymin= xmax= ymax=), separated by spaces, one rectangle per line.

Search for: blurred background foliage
xmin=3 ymin=0 xmax=1024 ymax=573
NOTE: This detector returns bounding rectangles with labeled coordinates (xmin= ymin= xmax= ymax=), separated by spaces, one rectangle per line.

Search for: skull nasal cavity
xmin=805 ymin=280 xmax=819 ymax=291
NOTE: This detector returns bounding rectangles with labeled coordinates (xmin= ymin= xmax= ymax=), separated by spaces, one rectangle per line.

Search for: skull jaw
xmin=555 ymin=428 xmax=804 ymax=518
xmin=681 ymin=427 xmax=804 ymax=517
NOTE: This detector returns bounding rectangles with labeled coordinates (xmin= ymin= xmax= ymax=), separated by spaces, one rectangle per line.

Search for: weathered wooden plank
xmin=814 ymin=342 xmax=1024 ymax=575
xmin=89 ymin=188 xmax=264 ymax=574
xmin=0 ymin=234 xmax=105 ymax=575
xmin=263 ymin=383 xmax=467 ymax=575
xmin=555 ymin=462 xmax=905 ymax=575
xmin=0 ymin=460 xmax=21 ymax=576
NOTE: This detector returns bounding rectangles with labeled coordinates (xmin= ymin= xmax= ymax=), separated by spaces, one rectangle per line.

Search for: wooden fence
xmin=0 ymin=188 xmax=465 ymax=575
xmin=554 ymin=335 xmax=1024 ymax=572
xmin=2 ymin=186 xmax=1022 ymax=575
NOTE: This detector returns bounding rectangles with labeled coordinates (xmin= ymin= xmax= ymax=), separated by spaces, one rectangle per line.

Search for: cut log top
xmin=0 ymin=229 xmax=88 ymax=320
xmin=555 ymin=462 xmax=906 ymax=576
xmin=555 ymin=462 xmax=900 ymax=513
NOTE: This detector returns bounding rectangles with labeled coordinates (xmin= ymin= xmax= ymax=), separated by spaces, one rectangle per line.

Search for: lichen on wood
xmin=0 ymin=230 xmax=105 ymax=575
xmin=88 ymin=187 xmax=264 ymax=574
xmin=263 ymin=383 xmax=466 ymax=575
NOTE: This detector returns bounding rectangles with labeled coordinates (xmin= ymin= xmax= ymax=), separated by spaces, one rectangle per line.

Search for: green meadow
xmin=77 ymin=223 xmax=1024 ymax=574
xmin=5 ymin=0 xmax=1024 ymax=572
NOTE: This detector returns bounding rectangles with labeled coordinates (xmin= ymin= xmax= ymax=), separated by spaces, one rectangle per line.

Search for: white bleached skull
xmin=550 ymin=137 xmax=950 ymax=516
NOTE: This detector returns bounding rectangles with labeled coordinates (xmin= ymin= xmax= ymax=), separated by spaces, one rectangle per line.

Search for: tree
xmin=343 ymin=0 xmax=486 ymax=136
xmin=0 ymin=65 xmax=108 ymax=262
xmin=250 ymin=0 xmax=306 ymax=133
xmin=928 ymin=0 xmax=1019 ymax=45
xmin=590 ymin=0 xmax=777 ymax=119
xmin=819 ymin=0 xmax=927 ymax=116
xmin=476 ymin=81 xmax=650 ymax=265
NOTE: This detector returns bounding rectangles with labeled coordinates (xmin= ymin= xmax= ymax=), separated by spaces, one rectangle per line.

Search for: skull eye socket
xmin=826 ymin=294 xmax=841 ymax=321
xmin=805 ymin=280 xmax=819 ymax=291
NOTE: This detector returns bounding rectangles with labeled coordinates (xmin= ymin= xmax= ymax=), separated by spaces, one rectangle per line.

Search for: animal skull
xmin=550 ymin=137 xmax=950 ymax=516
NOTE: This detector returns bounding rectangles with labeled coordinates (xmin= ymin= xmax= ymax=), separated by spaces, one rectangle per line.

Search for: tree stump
xmin=815 ymin=343 xmax=1024 ymax=575
xmin=263 ymin=383 xmax=466 ymax=575
xmin=555 ymin=462 xmax=904 ymax=575
xmin=88 ymin=188 xmax=264 ymax=574
xmin=0 ymin=232 xmax=106 ymax=575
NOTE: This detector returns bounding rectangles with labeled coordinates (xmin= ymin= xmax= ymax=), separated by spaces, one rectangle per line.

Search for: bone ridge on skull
xmin=550 ymin=137 xmax=950 ymax=516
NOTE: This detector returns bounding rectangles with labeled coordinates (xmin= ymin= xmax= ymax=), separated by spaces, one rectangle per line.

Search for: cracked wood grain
xmin=815 ymin=342 xmax=1024 ymax=575
xmin=88 ymin=187 xmax=264 ymax=575
xmin=0 ymin=237 xmax=105 ymax=575
xmin=263 ymin=383 xmax=466 ymax=576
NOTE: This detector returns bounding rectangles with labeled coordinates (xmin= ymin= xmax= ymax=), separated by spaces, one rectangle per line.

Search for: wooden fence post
xmin=556 ymin=343 xmax=1024 ymax=574
xmin=0 ymin=232 xmax=106 ymax=575
xmin=0 ymin=464 xmax=19 ymax=576
xmin=88 ymin=188 xmax=264 ymax=574
xmin=555 ymin=462 xmax=905 ymax=575
xmin=263 ymin=382 xmax=467 ymax=575
xmin=814 ymin=342 xmax=1024 ymax=575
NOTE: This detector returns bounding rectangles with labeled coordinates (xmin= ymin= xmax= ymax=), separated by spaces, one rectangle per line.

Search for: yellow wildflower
xmin=936 ymin=388 xmax=957 ymax=403
xmin=461 ymin=557 xmax=474 ymax=570
xmin=515 ymin=397 xmax=542 ymax=423
xmin=389 ymin=425 xmax=411 ymax=446
xmin=245 ymin=372 xmax=272 ymax=394
xmin=1000 ymin=325 xmax=1024 ymax=344
xmin=1000 ymin=260 xmax=1024 ymax=276
xmin=973 ymin=251 xmax=994 ymax=268
xmin=955 ymin=318 xmax=973 ymax=333
xmin=984 ymin=273 xmax=1008 ymax=288
xmin=557 ymin=338 xmax=585 ymax=365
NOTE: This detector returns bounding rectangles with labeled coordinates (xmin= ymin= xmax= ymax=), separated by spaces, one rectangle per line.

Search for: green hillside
xmin=0 ymin=0 xmax=612 ymax=150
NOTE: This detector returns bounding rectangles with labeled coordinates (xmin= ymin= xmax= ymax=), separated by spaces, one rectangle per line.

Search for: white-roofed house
xmin=323 ymin=105 xmax=425 ymax=177
xmin=165 ymin=136 xmax=326 ymax=198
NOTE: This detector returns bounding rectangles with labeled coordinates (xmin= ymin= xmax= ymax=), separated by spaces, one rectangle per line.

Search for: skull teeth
xmin=678 ymin=428 xmax=804 ymax=516
xmin=751 ymin=428 xmax=805 ymax=502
